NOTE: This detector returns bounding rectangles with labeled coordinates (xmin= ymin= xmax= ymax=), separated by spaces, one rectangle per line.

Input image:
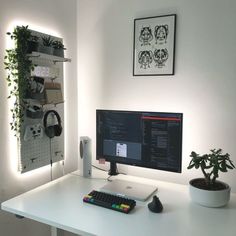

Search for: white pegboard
xmin=18 ymin=29 xmax=66 ymax=173
xmin=19 ymin=110 xmax=64 ymax=173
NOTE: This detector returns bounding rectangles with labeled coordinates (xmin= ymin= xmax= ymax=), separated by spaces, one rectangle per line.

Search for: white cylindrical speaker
xmin=79 ymin=136 xmax=92 ymax=177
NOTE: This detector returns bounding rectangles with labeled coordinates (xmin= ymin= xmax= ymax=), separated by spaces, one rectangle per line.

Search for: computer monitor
xmin=96 ymin=109 xmax=183 ymax=200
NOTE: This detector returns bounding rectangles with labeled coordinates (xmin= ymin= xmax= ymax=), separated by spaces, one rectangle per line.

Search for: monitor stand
xmin=108 ymin=162 xmax=119 ymax=176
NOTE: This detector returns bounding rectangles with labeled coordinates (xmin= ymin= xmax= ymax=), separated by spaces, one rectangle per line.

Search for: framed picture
xmin=133 ymin=14 xmax=176 ymax=76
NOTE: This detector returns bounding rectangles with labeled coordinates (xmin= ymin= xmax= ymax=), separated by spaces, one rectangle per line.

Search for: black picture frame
xmin=133 ymin=14 xmax=176 ymax=76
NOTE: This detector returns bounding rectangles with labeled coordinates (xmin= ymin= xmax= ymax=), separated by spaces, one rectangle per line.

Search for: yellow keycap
xmin=121 ymin=204 xmax=130 ymax=209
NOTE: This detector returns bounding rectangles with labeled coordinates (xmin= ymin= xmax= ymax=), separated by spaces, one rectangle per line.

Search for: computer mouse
xmin=148 ymin=195 xmax=163 ymax=213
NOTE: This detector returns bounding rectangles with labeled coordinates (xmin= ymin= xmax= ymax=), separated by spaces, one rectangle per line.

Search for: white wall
xmin=0 ymin=0 xmax=78 ymax=235
xmin=1 ymin=0 xmax=236 ymax=234
xmin=77 ymin=0 xmax=236 ymax=192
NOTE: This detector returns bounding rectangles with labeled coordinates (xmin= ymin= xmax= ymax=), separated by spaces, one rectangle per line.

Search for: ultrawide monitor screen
xmin=96 ymin=110 xmax=183 ymax=173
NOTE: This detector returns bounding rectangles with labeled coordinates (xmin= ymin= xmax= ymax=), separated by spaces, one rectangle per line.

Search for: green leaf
xmin=187 ymin=164 xmax=195 ymax=169
xmin=228 ymin=160 xmax=235 ymax=168
xmin=226 ymin=164 xmax=233 ymax=169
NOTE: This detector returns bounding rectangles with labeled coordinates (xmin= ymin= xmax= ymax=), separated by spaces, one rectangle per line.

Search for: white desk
xmin=1 ymin=170 xmax=236 ymax=236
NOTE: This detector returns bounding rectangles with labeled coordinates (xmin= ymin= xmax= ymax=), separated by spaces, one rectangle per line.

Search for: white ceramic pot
xmin=189 ymin=178 xmax=231 ymax=207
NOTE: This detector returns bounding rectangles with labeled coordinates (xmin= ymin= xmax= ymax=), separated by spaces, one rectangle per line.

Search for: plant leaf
xmin=187 ymin=164 xmax=195 ymax=169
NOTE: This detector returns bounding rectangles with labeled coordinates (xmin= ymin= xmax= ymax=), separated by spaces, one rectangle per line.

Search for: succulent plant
xmin=42 ymin=36 xmax=54 ymax=47
xmin=188 ymin=148 xmax=235 ymax=188
xmin=53 ymin=40 xmax=66 ymax=50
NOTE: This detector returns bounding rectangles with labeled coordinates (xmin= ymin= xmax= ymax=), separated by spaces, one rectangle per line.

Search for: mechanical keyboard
xmin=83 ymin=190 xmax=136 ymax=214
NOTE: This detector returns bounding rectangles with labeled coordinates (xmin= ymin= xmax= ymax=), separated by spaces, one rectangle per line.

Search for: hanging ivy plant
xmin=4 ymin=25 xmax=34 ymax=137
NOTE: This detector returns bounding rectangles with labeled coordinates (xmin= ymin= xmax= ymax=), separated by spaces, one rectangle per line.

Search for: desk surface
xmin=2 ymin=170 xmax=236 ymax=236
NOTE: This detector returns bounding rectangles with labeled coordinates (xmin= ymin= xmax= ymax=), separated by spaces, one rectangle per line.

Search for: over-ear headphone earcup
xmin=45 ymin=126 xmax=55 ymax=138
xmin=54 ymin=124 xmax=62 ymax=136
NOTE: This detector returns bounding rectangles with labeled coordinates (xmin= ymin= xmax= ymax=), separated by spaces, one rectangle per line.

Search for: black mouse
xmin=148 ymin=195 xmax=163 ymax=213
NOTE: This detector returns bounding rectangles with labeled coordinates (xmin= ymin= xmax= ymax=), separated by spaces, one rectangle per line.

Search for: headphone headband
xmin=43 ymin=110 xmax=61 ymax=128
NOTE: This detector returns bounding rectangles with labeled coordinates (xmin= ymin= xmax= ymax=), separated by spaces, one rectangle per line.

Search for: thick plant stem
xmin=201 ymin=165 xmax=211 ymax=186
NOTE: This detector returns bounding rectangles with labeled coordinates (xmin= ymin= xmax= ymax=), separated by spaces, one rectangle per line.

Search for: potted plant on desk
xmin=188 ymin=148 xmax=235 ymax=207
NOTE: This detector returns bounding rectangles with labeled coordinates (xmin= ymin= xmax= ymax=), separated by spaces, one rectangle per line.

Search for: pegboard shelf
xmin=27 ymin=51 xmax=71 ymax=63
xmin=40 ymin=100 xmax=65 ymax=107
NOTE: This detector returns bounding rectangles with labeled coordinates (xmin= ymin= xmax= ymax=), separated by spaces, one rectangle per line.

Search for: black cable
xmin=50 ymin=138 xmax=53 ymax=181
xmin=92 ymin=165 xmax=108 ymax=172
xmin=62 ymin=160 xmax=65 ymax=176
xmin=107 ymin=175 xmax=113 ymax=182
xmin=92 ymin=164 xmax=127 ymax=176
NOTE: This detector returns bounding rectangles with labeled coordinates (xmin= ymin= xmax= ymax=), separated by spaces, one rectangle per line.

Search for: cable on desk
xmin=50 ymin=138 xmax=53 ymax=181
xmin=106 ymin=167 xmax=127 ymax=182
xmin=92 ymin=164 xmax=127 ymax=176
xmin=92 ymin=165 xmax=108 ymax=172
xmin=61 ymin=160 xmax=65 ymax=176
xmin=107 ymin=175 xmax=113 ymax=182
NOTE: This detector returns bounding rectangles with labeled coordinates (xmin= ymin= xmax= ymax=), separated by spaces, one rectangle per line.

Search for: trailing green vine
xmin=4 ymin=25 xmax=34 ymax=137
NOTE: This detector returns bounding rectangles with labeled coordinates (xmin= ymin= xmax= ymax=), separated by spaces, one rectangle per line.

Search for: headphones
xmin=43 ymin=110 xmax=62 ymax=138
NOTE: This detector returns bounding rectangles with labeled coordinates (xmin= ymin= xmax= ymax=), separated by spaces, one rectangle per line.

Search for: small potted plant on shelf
xmin=40 ymin=36 xmax=54 ymax=55
xmin=188 ymin=148 xmax=235 ymax=207
xmin=52 ymin=40 xmax=66 ymax=57
xmin=27 ymin=35 xmax=39 ymax=53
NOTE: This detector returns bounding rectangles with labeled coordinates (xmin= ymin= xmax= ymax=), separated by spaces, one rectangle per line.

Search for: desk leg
xmin=51 ymin=226 xmax=64 ymax=236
